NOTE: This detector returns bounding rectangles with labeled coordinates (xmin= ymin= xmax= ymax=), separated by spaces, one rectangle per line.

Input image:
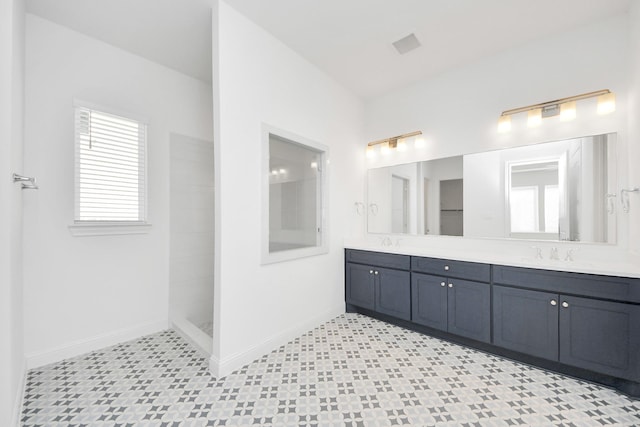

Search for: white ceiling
xmin=26 ymin=0 xmax=630 ymax=100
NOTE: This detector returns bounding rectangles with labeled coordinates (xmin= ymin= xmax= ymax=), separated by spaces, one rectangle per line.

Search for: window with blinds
xmin=74 ymin=106 xmax=147 ymax=222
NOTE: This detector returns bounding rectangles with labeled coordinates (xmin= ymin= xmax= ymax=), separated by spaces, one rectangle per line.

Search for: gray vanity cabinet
xmin=411 ymin=256 xmax=491 ymax=343
xmin=345 ymin=250 xmax=411 ymax=321
xmin=346 ymin=249 xmax=640 ymax=396
xmin=412 ymin=273 xmax=490 ymax=343
xmin=345 ymin=262 xmax=376 ymax=310
xmin=411 ymin=273 xmax=491 ymax=342
xmin=411 ymin=273 xmax=447 ymax=331
xmin=559 ymin=296 xmax=640 ymax=380
xmin=447 ymin=278 xmax=491 ymax=342
xmin=375 ymin=268 xmax=411 ymax=320
xmin=493 ymin=265 xmax=640 ymax=381
xmin=493 ymin=285 xmax=559 ymax=361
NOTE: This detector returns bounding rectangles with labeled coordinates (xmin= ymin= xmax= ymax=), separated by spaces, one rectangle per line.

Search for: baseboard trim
xmin=11 ymin=358 xmax=27 ymax=427
xmin=209 ymin=304 xmax=345 ymax=379
xmin=25 ymin=319 xmax=169 ymax=369
xmin=171 ymin=317 xmax=212 ymax=357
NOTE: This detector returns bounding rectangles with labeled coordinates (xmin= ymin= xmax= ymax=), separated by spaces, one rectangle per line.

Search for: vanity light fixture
xmin=527 ymin=108 xmax=542 ymax=128
xmin=597 ymin=92 xmax=616 ymax=115
xmin=559 ymin=101 xmax=576 ymax=121
xmin=497 ymin=115 xmax=511 ymax=133
xmin=366 ymin=145 xmax=376 ymax=159
xmin=498 ymin=89 xmax=615 ymax=132
xmin=367 ymin=130 xmax=423 ymax=156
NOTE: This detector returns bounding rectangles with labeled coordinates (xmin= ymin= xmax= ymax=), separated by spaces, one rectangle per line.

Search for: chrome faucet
xmin=380 ymin=237 xmax=393 ymax=247
xmin=565 ymin=249 xmax=575 ymax=261
xmin=531 ymin=246 xmax=543 ymax=260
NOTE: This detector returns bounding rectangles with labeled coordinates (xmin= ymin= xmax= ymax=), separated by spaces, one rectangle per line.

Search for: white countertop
xmin=344 ymin=239 xmax=640 ymax=278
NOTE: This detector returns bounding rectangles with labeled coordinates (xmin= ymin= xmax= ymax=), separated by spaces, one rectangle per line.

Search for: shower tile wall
xmin=170 ymin=134 xmax=214 ymax=340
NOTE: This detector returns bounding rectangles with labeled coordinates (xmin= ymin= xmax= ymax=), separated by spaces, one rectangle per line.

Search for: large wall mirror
xmin=367 ymin=133 xmax=617 ymax=244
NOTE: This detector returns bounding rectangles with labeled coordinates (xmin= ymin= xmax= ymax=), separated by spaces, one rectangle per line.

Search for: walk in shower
xmin=169 ymin=133 xmax=214 ymax=355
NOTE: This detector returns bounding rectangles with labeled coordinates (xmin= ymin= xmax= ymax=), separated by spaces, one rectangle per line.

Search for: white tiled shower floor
xmin=196 ymin=320 xmax=213 ymax=337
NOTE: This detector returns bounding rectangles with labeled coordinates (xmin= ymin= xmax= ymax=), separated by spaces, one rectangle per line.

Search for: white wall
xmin=211 ymin=0 xmax=365 ymax=376
xmin=364 ymin=14 xmax=633 ymax=263
xmin=169 ymin=133 xmax=214 ymax=353
xmin=0 ymin=0 xmax=25 ymax=423
xmin=366 ymin=15 xmax=627 ymax=160
xmin=629 ymin=3 xmax=640 ymax=256
xmin=23 ymin=15 xmax=213 ymax=368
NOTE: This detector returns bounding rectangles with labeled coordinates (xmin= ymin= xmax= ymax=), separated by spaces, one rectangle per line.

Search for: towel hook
xmin=620 ymin=187 xmax=639 ymax=213
xmin=12 ymin=173 xmax=39 ymax=190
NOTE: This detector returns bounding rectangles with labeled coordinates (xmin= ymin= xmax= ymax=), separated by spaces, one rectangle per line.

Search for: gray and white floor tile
xmin=21 ymin=313 xmax=640 ymax=426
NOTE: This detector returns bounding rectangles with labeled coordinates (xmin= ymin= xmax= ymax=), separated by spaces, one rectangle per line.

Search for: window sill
xmin=68 ymin=222 xmax=152 ymax=237
xmin=261 ymin=244 xmax=329 ymax=265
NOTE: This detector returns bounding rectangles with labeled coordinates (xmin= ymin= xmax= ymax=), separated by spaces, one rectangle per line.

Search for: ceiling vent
xmin=392 ymin=33 xmax=421 ymax=55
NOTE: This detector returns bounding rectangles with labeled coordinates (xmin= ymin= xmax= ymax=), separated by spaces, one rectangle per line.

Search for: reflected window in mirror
xmin=508 ymin=160 xmax=560 ymax=240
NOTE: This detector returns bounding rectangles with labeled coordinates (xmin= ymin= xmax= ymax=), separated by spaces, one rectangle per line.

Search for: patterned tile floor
xmin=21 ymin=314 xmax=640 ymax=426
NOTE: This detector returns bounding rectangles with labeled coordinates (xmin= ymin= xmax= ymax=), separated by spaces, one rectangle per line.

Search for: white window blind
xmin=75 ymin=106 xmax=147 ymax=222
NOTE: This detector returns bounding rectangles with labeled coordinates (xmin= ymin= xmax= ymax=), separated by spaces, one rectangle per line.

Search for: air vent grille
xmin=392 ymin=33 xmax=421 ymax=55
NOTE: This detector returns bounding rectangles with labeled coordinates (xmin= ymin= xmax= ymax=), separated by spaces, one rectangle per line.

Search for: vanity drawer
xmin=493 ymin=265 xmax=640 ymax=304
xmin=346 ymin=249 xmax=410 ymax=270
xmin=411 ymin=256 xmax=491 ymax=283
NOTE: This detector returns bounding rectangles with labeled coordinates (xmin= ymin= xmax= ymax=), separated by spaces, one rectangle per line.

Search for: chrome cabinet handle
xmin=440 ymin=282 xmax=446 ymax=287
xmin=448 ymin=283 xmax=453 ymax=288
xmin=562 ymin=301 xmax=569 ymax=308
xmin=550 ymin=300 xmax=557 ymax=306
xmin=444 ymin=265 xmax=450 ymax=271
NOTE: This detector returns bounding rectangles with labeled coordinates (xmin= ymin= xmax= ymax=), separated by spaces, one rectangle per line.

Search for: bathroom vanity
xmin=345 ymin=247 xmax=640 ymax=397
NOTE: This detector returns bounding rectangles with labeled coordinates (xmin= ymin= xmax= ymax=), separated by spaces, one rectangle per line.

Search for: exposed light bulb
xmin=271 ymin=170 xmax=279 ymax=175
xmin=380 ymin=142 xmax=390 ymax=155
xmin=396 ymin=139 xmax=407 ymax=152
xmin=597 ymin=92 xmax=615 ymax=115
xmin=414 ymin=136 xmax=426 ymax=149
xmin=560 ymin=101 xmax=576 ymax=121
xmin=310 ymin=161 xmax=318 ymax=169
xmin=497 ymin=115 xmax=511 ymax=133
xmin=279 ymin=168 xmax=286 ymax=174
xmin=527 ymin=108 xmax=542 ymax=128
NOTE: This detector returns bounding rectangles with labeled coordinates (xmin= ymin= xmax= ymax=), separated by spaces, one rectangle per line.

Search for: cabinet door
xmin=559 ymin=296 xmax=640 ymax=380
xmin=493 ymin=286 xmax=559 ymax=360
xmin=411 ymin=273 xmax=447 ymax=331
xmin=376 ymin=267 xmax=411 ymax=320
xmin=448 ymin=279 xmax=491 ymax=343
xmin=346 ymin=263 xmax=375 ymax=310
